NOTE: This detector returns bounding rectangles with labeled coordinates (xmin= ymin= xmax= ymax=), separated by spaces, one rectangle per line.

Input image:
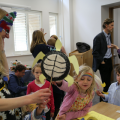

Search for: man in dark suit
xmin=92 ymin=18 xmax=114 ymax=93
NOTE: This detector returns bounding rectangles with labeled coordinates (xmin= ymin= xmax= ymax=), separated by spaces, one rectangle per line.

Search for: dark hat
xmin=76 ymin=42 xmax=90 ymax=53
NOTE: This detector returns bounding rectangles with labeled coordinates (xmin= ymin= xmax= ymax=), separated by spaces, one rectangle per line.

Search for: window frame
xmin=12 ymin=9 xmax=42 ymax=55
xmin=49 ymin=13 xmax=58 ymax=37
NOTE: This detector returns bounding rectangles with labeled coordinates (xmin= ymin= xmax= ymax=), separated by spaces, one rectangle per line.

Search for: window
xmin=49 ymin=13 xmax=58 ymax=37
xmin=13 ymin=10 xmax=41 ymax=54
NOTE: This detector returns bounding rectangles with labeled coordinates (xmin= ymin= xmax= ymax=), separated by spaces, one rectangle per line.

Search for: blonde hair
xmin=21 ymin=104 xmax=37 ymax=118
xmin=47 ymin=38 xmax=56 ymax=47
xmin=30 ymin=30 xmax=47 ymax=53
xmin=0 ymin=9 xmax=8 ymax=76
xmin=50 ymin=35 xmax=58 ymax=40
xmin=0 ymin=37 xmax=8 ymax=76
xmin=32 ymin=63 xmax=41 ymax=73
xmin=73 ymin=64 xmax=95 ymax=100
xmin=0 ymin=8 xmax=8 ymax=20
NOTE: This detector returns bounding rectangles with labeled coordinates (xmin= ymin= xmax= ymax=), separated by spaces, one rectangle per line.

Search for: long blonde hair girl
xmin=30 ymin=30 xmax=47 ymax=53
xmin=74 ymin=64 xmax=95 ymax=100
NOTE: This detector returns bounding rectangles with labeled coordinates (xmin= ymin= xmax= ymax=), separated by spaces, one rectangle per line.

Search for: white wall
xmin=72 ymin=0 xmax=120 ymax=50
xmin=70 ymin=0 xmax=120 ymax=77
xmin=0 ymin=0 xmax=59 ymax=67
xmin=115 ymin=8 xmax=120 ymax=64
xmin=58 ymin=0 xmax=72 ymax=54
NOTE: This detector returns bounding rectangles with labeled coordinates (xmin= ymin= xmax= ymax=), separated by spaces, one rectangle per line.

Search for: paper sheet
xmin=32 ymin=51 xmax=45 ymax=68
xmin=55 ymin=39 xmax=62 ymax=51
xmin=69 ymin=55 xmax=79 ymax=75
xmin=101 ymin=82 xmax=106 ymax=87
xmin=39 ymin=74 xmax=46 ymax=84
xmin=78 ymin=111 xmax=115 ymax=120
xmin=65 ymin=75 xmax=74 ymax=87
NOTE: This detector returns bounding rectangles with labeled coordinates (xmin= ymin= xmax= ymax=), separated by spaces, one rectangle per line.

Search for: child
xmin=96 ymin=64 xmax=120 ymax=106
xmin=27 ymin=63 xmax=55 ymax=120
xmin=47 ymin=38 xmax=56 ymax=47
xmin=50 ymin=35 xmax=67 ymax=55
xmin=53 ymin=65 xmax=99 ymax=120
xmin=22 ymin=100 xmax=49 ymax=120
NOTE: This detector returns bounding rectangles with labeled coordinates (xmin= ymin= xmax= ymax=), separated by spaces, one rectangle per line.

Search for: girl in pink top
xmin=53 ymin=65 xmax=101 ymax=120
xmin=27 ymin=63 xmax=55 ymax=120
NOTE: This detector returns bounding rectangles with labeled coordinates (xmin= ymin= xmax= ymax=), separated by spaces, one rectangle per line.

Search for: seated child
xmin=52 ymin=65 xmax=101 ymax=120
xmin=22 ymin=100 xmax=48 ymax=120
xmin=27 ymin=63 xmax=55 ymax=120
xmin=96 ymin=64 xmax=120 ymax=106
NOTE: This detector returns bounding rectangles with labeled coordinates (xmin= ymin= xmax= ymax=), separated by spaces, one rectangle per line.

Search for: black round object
xmin=76 ymin=42 xmax=90 ymax=53
xmin=41 ymin=51 xmax=70 ymax=81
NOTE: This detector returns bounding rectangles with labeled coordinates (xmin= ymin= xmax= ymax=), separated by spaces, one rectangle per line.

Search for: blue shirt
xmin=8 ymin=74 xmax=27 ymax=97
xmin=103 ymin=30 xmax=112 ymax=58
xmin=103 ymin=82 xmax=120 ymax=106
xmin=24 ymin=108 xmax=46 ymax=120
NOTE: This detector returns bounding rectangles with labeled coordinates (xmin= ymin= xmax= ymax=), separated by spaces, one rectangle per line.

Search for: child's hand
xmin=58 ymin=114 xmax=66 ymax=120
xmin=108 ymin=44 xmax=119 ymax=50
xmin=51 ymin=81 xmax=57 ymax=86
xmin=52 ymin=80 xmax=63 ymax=87
xmin=50 ymin=112 xmax=54 ymax=118
xmin=36 ymin=99 xmax=50 ymax=116
xmin=96 ymin=90 xmax=105 ymax=98
xmin=40 ymin=28 xmax=47 ymax=36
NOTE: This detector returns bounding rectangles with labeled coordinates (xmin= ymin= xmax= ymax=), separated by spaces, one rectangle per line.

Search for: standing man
xmin=92 ymin=18 xmax=114 ymax=93
xmin=8 ymin=64 xmax=27 ymax=97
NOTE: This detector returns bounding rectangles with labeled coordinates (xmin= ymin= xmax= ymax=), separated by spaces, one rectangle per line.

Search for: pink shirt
xmin=57 ymin=80 xmax=94 ymax=120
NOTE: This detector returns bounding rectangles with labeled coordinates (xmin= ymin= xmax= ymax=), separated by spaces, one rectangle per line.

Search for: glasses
xmin=2 ymin=29 xmax=9 ymax=34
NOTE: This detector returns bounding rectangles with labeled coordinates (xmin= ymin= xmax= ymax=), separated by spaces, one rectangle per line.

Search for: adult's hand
xmin=30 ymin=88 xmax=51 ymax=104
xmin=0 ymin=88 xmax=51 ymax=111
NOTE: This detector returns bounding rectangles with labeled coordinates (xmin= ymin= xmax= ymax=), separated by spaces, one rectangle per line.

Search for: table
xmin=73 ymin=102 xmax=120 ymax=120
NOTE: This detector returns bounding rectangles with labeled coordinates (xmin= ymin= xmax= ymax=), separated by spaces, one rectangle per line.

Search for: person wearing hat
xmin=0 ymin=8 xmax=51 ymax=120
xmin=92 ymin=18 xmax=114 ymax=97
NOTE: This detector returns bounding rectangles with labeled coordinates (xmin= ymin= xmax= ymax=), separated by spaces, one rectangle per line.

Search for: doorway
xmin=101 ymin=2 xmax=120 ymax=81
